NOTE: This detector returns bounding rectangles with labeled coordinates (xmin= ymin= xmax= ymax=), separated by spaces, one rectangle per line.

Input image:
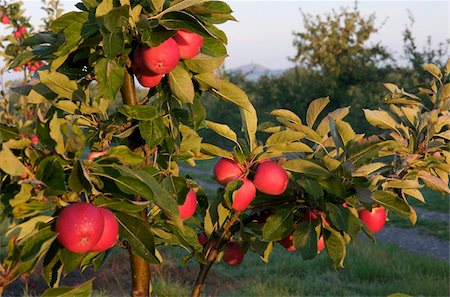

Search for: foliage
xmin=0 ymin=0 xmax=448 ymax=296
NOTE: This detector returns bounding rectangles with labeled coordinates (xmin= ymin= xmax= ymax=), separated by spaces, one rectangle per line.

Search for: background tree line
xmin=201 ymin=4 xmax=449 ymax=147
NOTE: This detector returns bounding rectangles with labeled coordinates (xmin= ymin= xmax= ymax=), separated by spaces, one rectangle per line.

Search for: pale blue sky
xmin=2 ymin=0 xmax=449 ymax=74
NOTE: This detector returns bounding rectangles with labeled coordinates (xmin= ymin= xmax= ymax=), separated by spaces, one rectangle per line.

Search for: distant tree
xmin=290 ymin=3 xmax=392 ymax=89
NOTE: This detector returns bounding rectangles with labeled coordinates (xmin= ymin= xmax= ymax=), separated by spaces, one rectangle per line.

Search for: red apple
xmin=279 ymin=233 xmax=296 ymax=252
xmin=55 ymin=203 xmax=104 ymax=253
xmin=90 ymin=207 xmax=119 ymax=252
xmin=358 ymin=207 xmax=387 ymax=233
xmin=223 ymin=242 xmax=244 ymax=266
xmin=1 ymin=15 xmax=9 ymax=24
xmin=30 ymin=135 xmax=39 ymax=145
xmin=136 ymin=73 xmax=163 ymax=88
xmin=13 ymin=31 xmax=21 ymax=39
xmin=18 ymin=25 xmax=26 ymax=34
xmin=13 ymin=67 xmax=21 ymax=72
xmin=178 ymin=187 xmax=197 ymax=220
xmin=173 ymin=30 xmax=204 ymax=59
xmin=213 ymin=158 xmax=244 ymax=186
xmin=253 ymin=161 xmax=289 ymax=195
xmin=232 ymin=178 xmax=256 ymax=211
xmin=135 ymin=38 xmax=180 ymax=75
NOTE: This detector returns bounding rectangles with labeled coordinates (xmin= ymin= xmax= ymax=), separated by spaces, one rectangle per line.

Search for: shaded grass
xmin=409 ymin=188 xmax=450 ymax=213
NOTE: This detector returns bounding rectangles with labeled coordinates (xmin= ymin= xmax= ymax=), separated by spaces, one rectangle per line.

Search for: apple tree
xmin=0 ymin=0 xmax=449 ymax=297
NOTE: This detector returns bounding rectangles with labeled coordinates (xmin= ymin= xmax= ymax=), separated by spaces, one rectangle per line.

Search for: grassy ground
xmin=89 ymin=240 xmax=449 ymax=297
xmin=389 ymin=215 xmax=449 ymax=241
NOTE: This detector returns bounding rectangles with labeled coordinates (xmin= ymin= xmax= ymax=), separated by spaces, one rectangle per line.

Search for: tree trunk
xmin=121 ymin=65 xmax=151 ymax=297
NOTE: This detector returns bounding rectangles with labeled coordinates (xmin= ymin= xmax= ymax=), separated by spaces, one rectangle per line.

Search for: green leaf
xmin=116 ymin=212 xmax=159 ymax=264
xmin=325 ymin=228 xmax=346 ymax=270
xmin=325 ymin=203 xmax=360 ymax=238
xmin=103 ymin=5 xmax=129 ymax=32
xmin=95 ymin=58 xmax=125 ymax=101
xmin=363 ymin=109 xmax=398 ymax=131
xmin=266 ymin=142 xmax=313 ymax=153
xmin=372 ymin=190 xmax=410 ymax=218
xmin=201 ymin=37 xmax=227 ymax=57
xmin=0 ymin=124 xmax=19 ymax=142
xmin=169 ymin=65 xmax=195 ymax=104
xmin=240 ymin=103 xmax=258 ymax=152
xmin=306 ymin=97 xmax=330 ymax=128
xmin=212 ymin=80 xmax=252 ymax=111
xmin=0 ymin=145 xmax=27 ymax=176
xmin=49 ymin=113 xmax=65 ymax=155
xmin=262 ymin=207 xmax=294 ymax=241
xmin=59 ymin=249 xmax=85 ymax=275
xmin=200 ymin=143 xmax=233 ymax=159
xmin=318 ymin=178 xmax=346 ymax=197
xmin=151 ymin=0 xmax=165 ymax=12
xmin=184 ymin=54 xmax=225 ymax=73
xmin=103 ymin=146 xmax=144 ymax=167
xmin=19 ymin=226 xmax=57 ymax=274
xmin=334 ymin=120 xmax=355 ymax=146
xmin=270 ymin=109 xmax=302 ymax=124
xmin=205 ymin=120 xmax=237 ymax=143
xmin=293 ymin=220 xmax=319 ymax=260
xmin=95 ymin=0 xmax=113 ymax=17
xmin=418 ymin=171 xmax=450 ymax=194
xmin=266 ymin=130 xmax=305 ymax=146
xmin=39 ymin=70 xmax=78 ymax=100
xmin=283 ymin=160 xmax=331 ymax=180
xmin=139 ymin=118 xmax=166 ymax=147
xmin=118 ymin=105 xmax=158 ymax=120
xmin=42 ymin=279 xmax=93 ymax=297
xmin=36 ymin=156 xmax=66 ymax=196
xmin=422 ymin=63 xmax=442 ymax=80
xmin=101 ymin=30 xmax=125 ymax=58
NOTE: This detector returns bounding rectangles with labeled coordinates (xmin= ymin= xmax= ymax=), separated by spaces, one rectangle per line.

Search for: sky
xmin=1 ymin=0 xmax=449 ymax=76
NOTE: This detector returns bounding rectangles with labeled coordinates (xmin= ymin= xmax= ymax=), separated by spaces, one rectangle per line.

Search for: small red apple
xmin=13 ymin=67 xmax=21 ymax=72
xmin=13 ymin=30 xmax=21 ymax=39
xmin=279 ymin=233 xmax=296 ymax=252
xmin=358 ymin=207 xmax=387 ymax=233
xmin=231 ymin=178 xmax=256 ymax=211
xmin=135 ymin=38 xmax=180 ymax=75
xmin=223 ymin=242 xmax=244 ymax=266
xmin=30 ymin=135 xmax=39 ymax=145
xmin=253 ymin=161 xmax=289 ymax=195
xmin=178 ymin=187 xmax=197 ymax=220
xmin=18 ymin=25 xmax=26 ymax=34
xmin=1 ymin=15 xmax=9 ymax=24
xmin=317 ymin=235 xmax=325 ymax=253
xmin=55 ymin=203 xmax=104 ymax=253
xmin=20 ymin=165 xmax=30 ymax=180
xmin=213 ymin=158 xmax=244 ymax=186
xmin=90 ymin=207 xmax=119 ymax=252
xmin=173 ymin=30 xmax=204 ymax=59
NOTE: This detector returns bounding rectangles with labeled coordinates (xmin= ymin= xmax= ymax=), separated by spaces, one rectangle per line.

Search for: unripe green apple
xmin=173 ymin=30 xmax=204 ymax=59
xmin=253 ymin=161 xmax=288 ymax=195
xmin=55 ymin=203 xmax=104 ymax=253
xmin=90 ymin=207 xmax=119 ymax=252
xmin=134 ymin=38 xmax=180 ymax=75
xmin=232 ymin=178 xmax=256 ymax=211
xmin=358 ymin=207 xmax=386 ymax=233
xmin=213 ymin=158 xmax=244 ymax=186
xmin=178 ymin=187 xmax=197 ymax=220
xmin=223 ymin=242 xmax=244 ymax=266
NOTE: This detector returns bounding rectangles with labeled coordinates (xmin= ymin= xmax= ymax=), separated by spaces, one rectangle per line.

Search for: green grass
xmin=122 ymin=240 xmax=449 ymax=297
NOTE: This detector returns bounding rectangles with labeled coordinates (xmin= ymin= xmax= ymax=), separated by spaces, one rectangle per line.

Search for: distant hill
xmin=228 ymin=63 xmax=285 ymax=81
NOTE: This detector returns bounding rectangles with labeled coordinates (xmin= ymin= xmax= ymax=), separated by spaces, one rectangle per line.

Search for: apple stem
xmin=121 ymin=60 xmax=151 ymax=297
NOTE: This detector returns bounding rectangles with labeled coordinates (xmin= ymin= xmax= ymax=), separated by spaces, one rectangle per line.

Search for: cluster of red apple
xmin=278 ymin=206 xmax=387 ymax=253
xmin=12 ymin=25 xmax=26 ymax=39
xmin=13 ymin=61 xmax=45 ymax=72
xmin=214 ymin=158 xmax=289 ymax=211
xmin=55 ymin=203 xmax=119 ymax=254
xmin=132 ymin=30 xmax=203 ymax=88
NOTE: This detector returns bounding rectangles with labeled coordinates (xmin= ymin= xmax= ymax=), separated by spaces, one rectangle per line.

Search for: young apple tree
xmin=0 ymin=1 xmax=448 ymax=297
